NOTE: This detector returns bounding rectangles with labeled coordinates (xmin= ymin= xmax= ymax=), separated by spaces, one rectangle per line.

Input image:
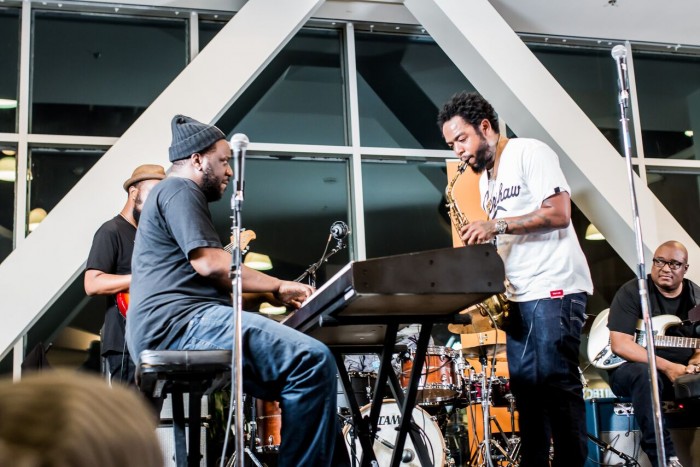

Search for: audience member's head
xmin=0 ymin=370 xmax=162 ymax=467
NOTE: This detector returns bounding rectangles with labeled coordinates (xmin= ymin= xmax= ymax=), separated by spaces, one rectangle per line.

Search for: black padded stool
xmin=137 ymin=350 xmax=232 ymax=467
xmin=675 ymin=373 xmax=700 ymax=403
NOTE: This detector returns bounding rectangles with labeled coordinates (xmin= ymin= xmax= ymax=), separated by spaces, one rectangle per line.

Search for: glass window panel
xmin=213 ymin=28 xmax=346 ymax=146
xmin=356 ymin=33 xmax=475 ymax=149
xmin=528 ymin=44 xmax=622 ymax=152
xmin=208 ymin=157 xmax=350 ymax=285
xmin=0 ymin=144 xmax=16 ymax=264
xmin=0 ymin=348 xmax=12 ymax=376
xmin=32 ymin=12 xmax=187 ymax=136
xmin=28 ymin=148 xmax=104 ymax=234
xmin=362 ymin=160 xmax=452 ymax=257
xmin=0 ymin=8 xmax=19 ymax=133
xmin=646 ymin=168 xmax=700 ymax=242
xmin=199 ymin=20 xmax=224 ymax=50
xmin=633 ymin=51 xmax=700 ymax=160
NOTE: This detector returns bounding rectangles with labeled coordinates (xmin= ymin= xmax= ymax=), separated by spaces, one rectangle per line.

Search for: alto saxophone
xmin=445 ymin=161 xmax=511 ymax=329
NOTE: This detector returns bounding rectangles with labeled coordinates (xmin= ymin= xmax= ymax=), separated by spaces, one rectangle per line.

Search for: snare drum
xmin=400 ymin=346 xmax=460 ymax=405
xmin=255 ymin=399 xmax=281 ymax=452
xmin=464 ymin=377 xmax=513 ymax=407
xmin=343 ymin=399 xmax=446 ymax=467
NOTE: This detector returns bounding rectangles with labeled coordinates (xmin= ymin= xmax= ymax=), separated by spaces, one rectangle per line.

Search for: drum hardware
xmin=460 ymin=330 xmax=507 ymax=360
xmin=465 ymin=355 xmax=520 ymax=467
xmin=222 ymin=394 xmax=266 ymax=467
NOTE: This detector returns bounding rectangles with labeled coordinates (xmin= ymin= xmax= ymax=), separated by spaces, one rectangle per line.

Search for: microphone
xmin=330 ymin=221 xmax=350 ymax=240
xmin=611 ymin=45 xmax=630 ymax=108
xmin=230 ymin=133 xmax=249 ymax=195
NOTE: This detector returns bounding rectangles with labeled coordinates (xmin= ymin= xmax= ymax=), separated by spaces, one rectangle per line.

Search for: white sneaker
xmin=668 ymin=456 xmax=683 ymax=467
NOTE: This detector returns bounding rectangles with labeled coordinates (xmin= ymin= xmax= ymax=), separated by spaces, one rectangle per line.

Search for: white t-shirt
xmin=479 ymin=138 xmax=593 ymax=302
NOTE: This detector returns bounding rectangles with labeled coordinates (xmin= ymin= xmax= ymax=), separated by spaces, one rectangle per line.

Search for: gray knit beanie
xmin=169 ymin=115 xmax=226 ymax=162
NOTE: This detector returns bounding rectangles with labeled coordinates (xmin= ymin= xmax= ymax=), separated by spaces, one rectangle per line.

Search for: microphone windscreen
xmin=231 ymin=133 xmax=249 ymax=150
xmin=611 ymin=45 xmax=627 ymax=60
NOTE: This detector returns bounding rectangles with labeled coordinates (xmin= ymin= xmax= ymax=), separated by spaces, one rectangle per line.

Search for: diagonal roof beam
xmin=0 ymin=0 xmax=325 ymax=360
xmin=405 ymin=0 xmax=700 ymax=283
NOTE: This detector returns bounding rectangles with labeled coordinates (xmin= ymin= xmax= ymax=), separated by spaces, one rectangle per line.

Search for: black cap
xmin=168 ymin=115 xmax=225 ymax=162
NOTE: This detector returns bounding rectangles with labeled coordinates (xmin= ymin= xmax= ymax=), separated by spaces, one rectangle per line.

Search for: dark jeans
xmin=609 ymin=362 xmax=677 ymax=467
xmin=170 ymin=306 xmax=338 ymax=467
xmin=104 ymin=351 xmax=136 ymax=387
xmin=505 ymin=293 xmax=588 ymax=467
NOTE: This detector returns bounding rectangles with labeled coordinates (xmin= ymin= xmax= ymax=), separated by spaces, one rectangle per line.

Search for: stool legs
xmin=171 ymin=391 xmax=188 ymax=467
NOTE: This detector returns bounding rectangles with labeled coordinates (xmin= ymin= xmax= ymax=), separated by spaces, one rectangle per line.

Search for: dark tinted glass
xmin=355 ymin=33 xmax=475 ymax=149
xmin=529 ymin=44 xmax=622 ymax=152
xmin=213 ymin=27 xmax=346 ymax=145
xmin=362 ymin=160 xmax=452 ymax=257
xmin=28 ymin=148 xmax=104 ymax=234
xmin=633 ymin=50 xmax=700 ymax=160
xmin=208 ymin=157 xmax=351 ymax=284
xmin=32 ymin=12 xmax=186 ymax=136
xmin=0 ymin=145 xmax=16 ymax=264
xmin=0 ymin=8 xmax=20 ymax=133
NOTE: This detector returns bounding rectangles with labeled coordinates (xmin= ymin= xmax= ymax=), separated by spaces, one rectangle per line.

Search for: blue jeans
xmin=169 ymin=306 xmax=338 ymax=467
xmin=609 ymin=362 xmax=676 ymax=467
xmin=505 ymin=293 xmax=588 ymax=467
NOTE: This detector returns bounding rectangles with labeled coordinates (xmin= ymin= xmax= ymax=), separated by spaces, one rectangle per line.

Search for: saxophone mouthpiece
xmin=457 ymin=160 xmax=468 ymax=174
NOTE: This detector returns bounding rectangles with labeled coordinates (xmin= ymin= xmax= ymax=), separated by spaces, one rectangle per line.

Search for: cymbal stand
xmin=469 ymin=355 xmax=520 ymax=467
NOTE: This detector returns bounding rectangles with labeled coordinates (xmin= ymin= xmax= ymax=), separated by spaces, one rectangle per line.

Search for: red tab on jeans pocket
xmin=550 ymin=289 xmax=564 ymax=298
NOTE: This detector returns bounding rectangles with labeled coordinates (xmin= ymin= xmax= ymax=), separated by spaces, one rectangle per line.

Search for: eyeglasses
xmin=652 ymin=257 xmax=685 ymax=271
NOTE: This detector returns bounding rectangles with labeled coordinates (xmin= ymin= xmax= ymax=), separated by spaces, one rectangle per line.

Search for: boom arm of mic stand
xmin=295 ymin=237 xmax=347 ymax=286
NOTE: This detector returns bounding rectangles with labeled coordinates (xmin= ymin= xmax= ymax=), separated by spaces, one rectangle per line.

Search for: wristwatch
xmin=495 ymin=219 xmax=508 ymax=235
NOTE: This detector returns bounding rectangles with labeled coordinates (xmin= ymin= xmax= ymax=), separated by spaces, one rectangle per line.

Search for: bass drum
xmin=343 ymin=399 xmax=446 ymax=467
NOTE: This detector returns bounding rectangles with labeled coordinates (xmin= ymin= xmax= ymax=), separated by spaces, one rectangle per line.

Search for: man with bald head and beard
xmin=126 ymin=115 xmax=339 ymax=466
xmin=608 ymin=240 xmax=700 ymax=467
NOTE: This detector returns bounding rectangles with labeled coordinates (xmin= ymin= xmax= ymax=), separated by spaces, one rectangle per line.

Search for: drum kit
xmin=247 ymin=339 xmax=520 ymax=467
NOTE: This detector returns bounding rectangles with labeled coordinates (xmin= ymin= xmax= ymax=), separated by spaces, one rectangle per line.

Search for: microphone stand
xmin=295 ymin=233 xmax=348 ymax=287
xmin=612 ymin=43 xmax=667 ymax=466
xmin=222 ymin=134 xmax=257 ymax=467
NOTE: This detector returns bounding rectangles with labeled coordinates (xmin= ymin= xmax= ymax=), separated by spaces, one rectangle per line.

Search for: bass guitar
xmin=116 ymin=229 xmax=257 ymax=317
xmin=587 ymin=308 xmax=700 ymax=370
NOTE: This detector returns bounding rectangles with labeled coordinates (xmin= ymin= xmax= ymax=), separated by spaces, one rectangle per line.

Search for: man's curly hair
xmin=437 ymin=91 xmax=499 ymax=135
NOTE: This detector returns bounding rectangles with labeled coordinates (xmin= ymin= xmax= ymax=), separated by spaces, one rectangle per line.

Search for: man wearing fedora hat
xmin=84 ymin=164 xmax=165 ymax=386
xmin=126 ymin=115 xmax=340 ymax=466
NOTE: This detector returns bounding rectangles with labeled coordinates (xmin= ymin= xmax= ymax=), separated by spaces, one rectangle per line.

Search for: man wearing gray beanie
xmin=126 ymin=115 xmax=339 ymax=466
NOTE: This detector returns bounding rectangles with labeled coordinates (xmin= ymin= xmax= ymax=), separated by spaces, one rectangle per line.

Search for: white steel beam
xmin=405 ymin=0 xmax=700 ymax=283
xmin=0 ymin=0 xmax=324 ymax=359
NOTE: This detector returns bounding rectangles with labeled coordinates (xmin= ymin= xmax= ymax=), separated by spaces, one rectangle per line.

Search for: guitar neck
xmin=653 ymin=335 xmax=700 ymax=350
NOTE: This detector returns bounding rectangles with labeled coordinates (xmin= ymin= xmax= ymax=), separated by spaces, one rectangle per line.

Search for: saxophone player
xmin=439 ymin=92 xmax=593 ymax=467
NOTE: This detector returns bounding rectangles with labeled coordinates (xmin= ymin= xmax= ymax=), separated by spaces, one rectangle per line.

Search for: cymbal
xmin=461 ymin=343 xmax=506 ymax=359
xmin=459 ymin=329 xmax=507 ymax=359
